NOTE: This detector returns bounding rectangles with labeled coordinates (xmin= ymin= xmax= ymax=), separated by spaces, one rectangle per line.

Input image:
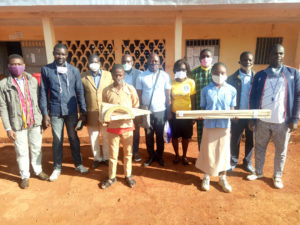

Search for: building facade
xmin=0 ymin=0 xmax=299 ymax=77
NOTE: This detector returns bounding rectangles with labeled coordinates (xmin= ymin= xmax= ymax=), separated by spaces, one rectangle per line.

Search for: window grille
xmin=254 ymin=37 xmax=283 ymax=65
xmin=185 ymin=39 xmax=220 ymax=69
xmin=58 ymin=40 xmax=115 ymax=72
xmin=122 ymin=39 xmax=166 ymax=71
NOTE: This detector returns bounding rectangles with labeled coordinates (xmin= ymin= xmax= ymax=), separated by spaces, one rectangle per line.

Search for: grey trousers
xmin=254 ymin=120 xmax=290 ymax=178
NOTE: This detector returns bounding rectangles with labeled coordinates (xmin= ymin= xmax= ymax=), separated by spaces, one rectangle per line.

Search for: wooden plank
xmin=176 ymin=109 xmax=271 ymax=119
xmin=100 ymin=103 xmax=151 ymax=122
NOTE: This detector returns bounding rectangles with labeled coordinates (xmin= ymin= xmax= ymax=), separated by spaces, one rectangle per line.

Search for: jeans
xmin=51 ymin=115 xmax=82 ymax=170
xmin=14 ymin=126 xmax=43 ymax=179
xmin=230 ymin=119 xmax=253 ymax=167
xmin=145 ymin=110 xmax=166 ymax=159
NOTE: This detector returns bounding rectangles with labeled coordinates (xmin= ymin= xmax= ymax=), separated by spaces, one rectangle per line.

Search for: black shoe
xmin=157 ymin=157 xmax=165 ymax=167
xmin=173 ymin=155 xmax=180 ymax=164
xmin=133 ymin=153 xmax=142 ymax=162
xmin=243 ymin=164 xmax=255 ymax=173
xmin=182 ymin=157 xmax=189 ymax=166
xmin=144 ymin=156 xmax=155 ymax=167
xmin=104 ymin=160 xmax=109 ymax=167
xmin=92 ymin=160 xmax=101 ymax=169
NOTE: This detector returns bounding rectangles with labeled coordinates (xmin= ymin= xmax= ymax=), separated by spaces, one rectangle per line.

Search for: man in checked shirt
xmin=189 ymin=49 xmax=213 ymax=150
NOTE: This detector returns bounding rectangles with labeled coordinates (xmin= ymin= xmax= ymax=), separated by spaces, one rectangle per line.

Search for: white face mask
xmin=123 ymin=63 xmax=132 ymax=71
xmin=57 ymin=66 xmax=68 ymax=74
xmin=212 ymin=74 xmax=227 ymax=85
xmin=89 ymin=63 xmax=100 ymax=72
xmin=174 ymin=71 xmax=187 ymax=79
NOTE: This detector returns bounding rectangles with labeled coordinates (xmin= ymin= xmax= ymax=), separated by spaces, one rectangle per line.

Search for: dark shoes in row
xmin=173 ymin=155 xmax=189 ymax=166
xmin=20 ymin=171 xmax=49 ymax=189
xmin=100 ymin=176 xmax=136 ymax=189
xmin=228 ymin=163 xmax=255 ymax=174
xmin=143 ymin=155 xmax=165 ymax=167
xmin=91 ymin=160 xmax=109 ymax=169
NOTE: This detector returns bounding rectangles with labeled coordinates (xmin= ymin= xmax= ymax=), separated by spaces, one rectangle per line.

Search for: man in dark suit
xmin=39 ymin=43 xmax=88 ymax=181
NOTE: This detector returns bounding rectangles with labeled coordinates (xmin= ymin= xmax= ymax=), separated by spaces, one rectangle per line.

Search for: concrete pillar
xmin=42 ymin=16 xmax=56 ymax=64
xmin=114 ymin=38 xmax=122 ymax=64
xmin=295 ymin=31 xmax=300 ymax=70
xmin=174 ymin=13 xmax=183 ymax=61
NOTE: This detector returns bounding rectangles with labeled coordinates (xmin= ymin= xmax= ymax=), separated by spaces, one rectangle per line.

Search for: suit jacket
xmin=39 ymin=62 xmax=86 ymax=116
xmin=81 ymin=69 xmax=113 ymax=127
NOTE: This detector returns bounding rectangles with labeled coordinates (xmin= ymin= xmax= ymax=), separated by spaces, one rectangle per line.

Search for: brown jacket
xmin=81 ymin=69 xmax=113 ymax=127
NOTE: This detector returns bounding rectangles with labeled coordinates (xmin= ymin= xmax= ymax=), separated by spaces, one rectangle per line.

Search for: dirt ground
xmin=0 ymin=121 xmax=299 ymax=225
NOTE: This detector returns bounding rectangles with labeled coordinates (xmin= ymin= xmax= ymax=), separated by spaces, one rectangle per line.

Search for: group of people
xmin=0 ymin=43 xmax=299 ymax=193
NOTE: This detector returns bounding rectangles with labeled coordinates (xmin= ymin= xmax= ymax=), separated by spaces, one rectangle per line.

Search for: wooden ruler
xmin=176 ymin=109 xmax=272 ymax=119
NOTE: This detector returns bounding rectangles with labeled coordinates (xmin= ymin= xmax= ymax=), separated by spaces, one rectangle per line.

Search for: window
xmin=254 ymin=37 xmax=283 ymax=65
xmin=122 ymin=39 xmax=166 ymax=71
xmin=58 ymin=40 xmax=115 ymax=72
xmin=185 ymin=39 xmax=220 ymax=70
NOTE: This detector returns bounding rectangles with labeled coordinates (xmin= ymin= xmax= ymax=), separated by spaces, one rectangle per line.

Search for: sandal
xmin=100 ymin=178 xmax=117 ymax=189
xmin=125 ymin=176 xmax=136 ymax=188
xmin=182 ymin=157 xmax=189 ymax=166
xmin=173 ymin=155 xmax=180 ymax=164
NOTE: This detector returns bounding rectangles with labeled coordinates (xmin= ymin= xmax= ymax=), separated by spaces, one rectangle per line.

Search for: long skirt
xmin=195 ymin=127 xmax=231 ymax=176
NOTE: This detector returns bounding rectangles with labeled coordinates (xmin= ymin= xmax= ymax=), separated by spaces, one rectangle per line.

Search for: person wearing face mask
xmin=121 ymin=54 xmax=142 ymax=162
xmin=247 ymin=44 xmax=300 ymax=189
xmin=0 ymin=54 xmax=49 ymax=189
xmin=226 ymin=52 xmax=255 ymax=174
xmin=170 ymin=59 xmax=195 ymax=165
xmin=100 ymin=64 xmax=139 ymax=189
xmin=81 ymin=54 xmax=113 ymax=169
xmin=195 ymin=62 xmax=236 ymax=193
xmin=190 ymin=49 xmax=213 ymax=151
xmin=39 ymin=43 xmax=88 ymax=182
xmin=136 ymin=53 xmax=172 ymax=167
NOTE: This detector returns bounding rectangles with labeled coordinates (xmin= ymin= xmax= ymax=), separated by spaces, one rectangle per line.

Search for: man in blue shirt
xmin=136 ymin=53 xmax=171 ymax=167
xmin=122 ymin=54 xmax=142 ymax=162
xmin=227 ymin=52 xmax=255 ymax=173
xmin=39 ymin=43 xmax=88 ymax=181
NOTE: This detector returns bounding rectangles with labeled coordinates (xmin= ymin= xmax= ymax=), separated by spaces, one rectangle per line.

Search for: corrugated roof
xmin=1 ymin=0 xmax=300 ymax=6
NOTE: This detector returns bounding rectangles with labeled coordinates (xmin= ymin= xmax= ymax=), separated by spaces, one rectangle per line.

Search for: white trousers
xmin=87 ymin=125 xmax=109 ymax=161
xmin=14 ymin=126 xmax=43 ymax=179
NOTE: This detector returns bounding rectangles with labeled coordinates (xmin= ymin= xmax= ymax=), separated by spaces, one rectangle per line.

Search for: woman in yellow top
xmin=170 ymin=59 xmax=196 ymax=165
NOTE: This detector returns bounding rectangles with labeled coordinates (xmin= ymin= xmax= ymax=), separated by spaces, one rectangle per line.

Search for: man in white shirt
xmin=247 ymin=44 xmax=300 ymax=189
xmin=136 ymin=53 xmax=171 ymax=167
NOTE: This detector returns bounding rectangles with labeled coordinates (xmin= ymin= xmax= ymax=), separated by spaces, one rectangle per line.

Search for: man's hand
xmin=79 ymin=114 xmax=87 ymax=126
xmin=288 ymin=122 xmax=298 ymax=132
xmin=42 ymin=115 xmax=51 ymax=130
xmin=7 ymin=130 xmax=16 ymax=142
xmin=248 ymin=120 xmax=255 ymax=132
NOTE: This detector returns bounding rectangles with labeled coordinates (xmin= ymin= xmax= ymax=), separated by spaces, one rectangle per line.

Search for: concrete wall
xmin=183 ymin=23 xmax=300 ymax=75
xmin=0 ymin=22 xmax=299 ymax=76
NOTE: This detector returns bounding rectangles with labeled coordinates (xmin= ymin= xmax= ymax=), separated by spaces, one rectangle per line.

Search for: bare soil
xmin=0 ymin=122 xmax=299 ymax=225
